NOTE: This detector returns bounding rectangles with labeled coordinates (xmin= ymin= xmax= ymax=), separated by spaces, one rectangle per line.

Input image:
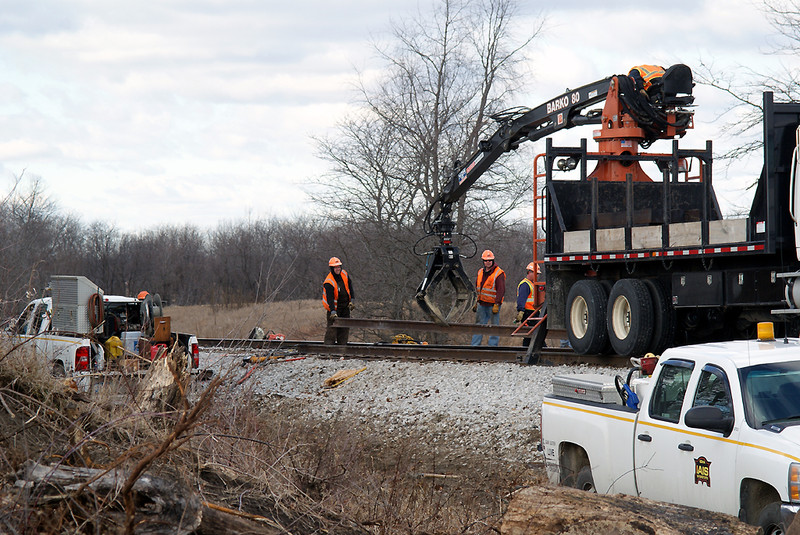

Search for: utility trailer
xmin=542 ymin=92 xmax=800 ymax=358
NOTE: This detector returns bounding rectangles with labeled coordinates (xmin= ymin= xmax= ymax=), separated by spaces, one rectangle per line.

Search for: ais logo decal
xmin=694 ymin=456 xmax=711 ymax=487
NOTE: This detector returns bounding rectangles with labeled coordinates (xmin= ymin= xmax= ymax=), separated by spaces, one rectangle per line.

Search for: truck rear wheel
xmin=575 ymin=466 xmax=596 ymax=492
xmin=643 ymin=279 xmax=675 ymax=355
xmin=52 ymin=362 xmax=66 ymax=378
xmin=566 ymin=280 xmax=609 ymax=355
xmin=607 ymin=279 xmax=654 ymax=357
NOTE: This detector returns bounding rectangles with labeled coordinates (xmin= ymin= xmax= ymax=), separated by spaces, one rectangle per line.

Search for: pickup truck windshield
xmin=740 ymin=361 xmax=800 ymax=429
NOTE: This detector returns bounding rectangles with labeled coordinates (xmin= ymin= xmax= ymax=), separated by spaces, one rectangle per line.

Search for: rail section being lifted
xmin=197 ymin=318 xmax=617 ymax=366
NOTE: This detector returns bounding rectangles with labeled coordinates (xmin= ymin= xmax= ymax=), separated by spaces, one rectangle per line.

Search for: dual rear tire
xmin=566 ymin=278 xmax=675 ymax=358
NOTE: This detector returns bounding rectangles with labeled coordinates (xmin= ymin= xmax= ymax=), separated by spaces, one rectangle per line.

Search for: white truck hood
xmin=766 ymin=424 xmax=800 ymax=450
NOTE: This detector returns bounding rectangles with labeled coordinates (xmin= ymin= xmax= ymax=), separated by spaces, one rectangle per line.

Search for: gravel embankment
xmin=204 ymin=350 xmax=623 ymax=465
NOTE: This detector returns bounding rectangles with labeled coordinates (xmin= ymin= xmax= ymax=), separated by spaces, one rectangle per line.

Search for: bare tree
xmin=694 ymin=0 xmax=800 ymax=161
xmin=311 ymin=0 xmax=542 ymax=320
xmin=313 ymin=0 xmax=541 ymax=232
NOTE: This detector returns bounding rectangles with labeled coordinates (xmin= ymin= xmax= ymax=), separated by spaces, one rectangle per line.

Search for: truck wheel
xmin=757 ymin=502 xmax=787 ymax=535
xmin=566 ymin=280 xmax=609 ymax=355
xmin=643 ymin=279 xmax=675 ymax=355
xmin=52 ymin=362 xmax=66 ymax=378
xmin=607 ymin=279 xmax=654 ymax=357
xmin=575 ymin=466 xmax=596 ymax=492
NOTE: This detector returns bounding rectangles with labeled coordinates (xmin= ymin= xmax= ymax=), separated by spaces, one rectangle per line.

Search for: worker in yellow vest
xmin=515 ymin=262 xmax=545 ymax=347
xmin=322 ymin=256 xmax=355 ymax=344
xmin=471 ymin=250 xmax=505 ymax=346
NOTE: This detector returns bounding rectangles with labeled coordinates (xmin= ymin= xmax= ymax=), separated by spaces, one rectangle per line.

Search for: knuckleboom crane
xmin=416 ymin=65 xmax=695 ymax=325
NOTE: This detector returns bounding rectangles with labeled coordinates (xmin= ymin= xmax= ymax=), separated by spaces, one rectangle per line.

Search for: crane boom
xmin=416 ymin=65 xmax=695 ymax=325
xmin=438 ymin=77 xmax=612 ymax=206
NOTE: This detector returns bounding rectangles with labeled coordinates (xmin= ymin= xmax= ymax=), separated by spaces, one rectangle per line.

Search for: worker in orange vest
xmin=322 ymin=256 xmax=355 ymax=345
xmin=471 ymin=250 xmax=505 ymax=347
xmin=515 ymin=262 xmax=545 ymax=347
xmin=628 ymin=64 xmax=665 ymax=97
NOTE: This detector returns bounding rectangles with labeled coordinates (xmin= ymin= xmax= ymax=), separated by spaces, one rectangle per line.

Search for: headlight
xmin=790 ymin=463 xmax=800 ymax=503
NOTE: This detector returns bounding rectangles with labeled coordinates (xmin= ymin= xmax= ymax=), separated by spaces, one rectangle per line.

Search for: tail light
xmin=191 ymin=343 xmax=199 ymax=369
xmin=75 ymin=346 xmax=90 ymax=371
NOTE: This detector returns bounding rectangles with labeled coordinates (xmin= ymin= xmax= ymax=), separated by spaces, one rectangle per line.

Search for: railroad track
xmin=199 ymin=338 xmax=625 ymax=367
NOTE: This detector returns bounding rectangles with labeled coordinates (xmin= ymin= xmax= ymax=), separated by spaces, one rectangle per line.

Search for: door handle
xmin=678 ymin=443 xmax=694 ymax=452
xmin=637 ymin=434 xmax=652 ymax=442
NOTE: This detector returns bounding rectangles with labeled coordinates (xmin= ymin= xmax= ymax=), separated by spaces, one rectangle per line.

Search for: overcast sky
xmin=0 ymin=0 xmax=791 ymax=231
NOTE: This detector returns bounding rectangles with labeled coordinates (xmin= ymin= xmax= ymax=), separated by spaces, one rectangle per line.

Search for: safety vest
xmin=322 ymin=270 xmax=351 ymax=311
xmin=517 ymin=279 xmax=537 ymax=310
xmin=631 ymin=65 xmax=665 ymax=90
xmin=476 ymin=266 xmax=505 ymax=304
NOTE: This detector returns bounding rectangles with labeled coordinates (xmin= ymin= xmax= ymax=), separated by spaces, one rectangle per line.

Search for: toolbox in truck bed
xmin=552 ymin=373 xmax=620 ymax=404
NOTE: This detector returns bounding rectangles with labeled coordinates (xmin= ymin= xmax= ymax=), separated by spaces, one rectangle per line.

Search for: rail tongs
xmin=415 ymin=244 xmax=476 ymax=325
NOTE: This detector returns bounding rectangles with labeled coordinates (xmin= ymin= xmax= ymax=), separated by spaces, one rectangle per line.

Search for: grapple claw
xmin=415 ymin=245 xmax=476 ymax=325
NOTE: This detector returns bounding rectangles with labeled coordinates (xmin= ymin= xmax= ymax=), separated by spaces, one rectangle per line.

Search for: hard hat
xmin=481 ymin=250 xmax=495 ymax=261
xmin=137 ymin=291 xmax=149 ymax=300
xmin=526 ymin=262 xmax=536 ymax=272
xmin=329 ymin=257 xmax=343 ymax=267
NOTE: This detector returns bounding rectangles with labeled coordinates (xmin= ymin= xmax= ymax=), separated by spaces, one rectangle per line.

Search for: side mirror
xmin=685 ymin=405 xmax=734 ymax=436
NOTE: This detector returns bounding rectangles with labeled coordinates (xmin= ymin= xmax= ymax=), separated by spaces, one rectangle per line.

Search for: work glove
xmin=492 ymin=304 xmax=500 ymax=314
xmin=472 ymin=303 xmax=478 ymax=313
xmin=348 ymin=302 xmax=355 ymax=311
xmin=330 ymin=311 xmax=338 ymax=319
xmin=515 ymin=311 xmax=524 ymax=323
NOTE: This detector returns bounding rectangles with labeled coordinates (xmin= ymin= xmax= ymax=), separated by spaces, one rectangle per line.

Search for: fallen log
xmin=196 ymin=502 xmax=284 ymax=535
xmin=15 ymin=461 xmax=201 ymax=535
xmin=501 ymin=485 xmax=760 ymax=535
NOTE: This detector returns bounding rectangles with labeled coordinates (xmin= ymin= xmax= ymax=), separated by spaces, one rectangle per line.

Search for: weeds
xmin=0 ymin=337 xmax=530 ymax=534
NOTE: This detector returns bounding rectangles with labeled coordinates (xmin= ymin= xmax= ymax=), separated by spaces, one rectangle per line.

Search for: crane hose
xmin=88 ymin=293 xmax=104 ymax=329
xmin=617 ymin=75 xmax=690 ymax=145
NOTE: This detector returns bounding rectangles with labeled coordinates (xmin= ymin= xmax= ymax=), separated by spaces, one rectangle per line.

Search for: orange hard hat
xmin=526 ymin=262 xmax=541 ymax=274
xmin=137 ymin=291 xmax=149 ymax=300
xmin=481 ymin=250 xmax=495 ymax=261
xmin=329 ymin=256 xmax=343 ymax=267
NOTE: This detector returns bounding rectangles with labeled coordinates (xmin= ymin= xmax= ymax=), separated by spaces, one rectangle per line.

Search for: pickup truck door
xmin=633 ymin=360 xmax=695 ymax=504
xmin=634 ymin=360 xmax=739 ymax=514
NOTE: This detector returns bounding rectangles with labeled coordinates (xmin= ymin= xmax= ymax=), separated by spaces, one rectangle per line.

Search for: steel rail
xmin=198 ymin=317 xmax=623 ymax=366
xmin=199 ymin=338 xmax=625 ymax=367
xmin=331 ymin=317 xmax=568 ymax=340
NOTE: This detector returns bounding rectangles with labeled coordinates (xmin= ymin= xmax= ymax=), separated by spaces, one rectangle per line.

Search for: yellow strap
xmin=327 ymin=366 xmax=367 ymax=389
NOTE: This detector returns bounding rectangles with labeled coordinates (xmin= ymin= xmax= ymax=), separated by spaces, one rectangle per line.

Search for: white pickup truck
xmin=541 ymin=327 xmax=800 ymax=534
xmin=11 ymin=296 xmax=105 ymax=390
xmin=10 ymin=276 xmax=204 ymax=389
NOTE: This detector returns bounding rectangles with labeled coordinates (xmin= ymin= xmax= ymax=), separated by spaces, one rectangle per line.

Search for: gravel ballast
xmin=205 ymin=351 xmax=625 ymax=465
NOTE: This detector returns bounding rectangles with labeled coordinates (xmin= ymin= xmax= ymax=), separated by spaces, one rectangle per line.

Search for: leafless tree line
xmin=0 ymin=174 xmax=535 ymax=323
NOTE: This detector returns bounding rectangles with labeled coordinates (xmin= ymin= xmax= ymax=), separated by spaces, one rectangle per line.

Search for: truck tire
xmin=643 ymin=279 xmax=675 ymax=355
xmin=566 ymin=280 xmax=609 ymax=355
xmin=607 ymin=279 xmax=654 ymax=357
xmin=52 ymin=362 xmax=66 ymax=378
xmin=757 ymin=502 xmax=787 ymax=535
xmin=575 ymin=466 xmax=596 ymax=492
